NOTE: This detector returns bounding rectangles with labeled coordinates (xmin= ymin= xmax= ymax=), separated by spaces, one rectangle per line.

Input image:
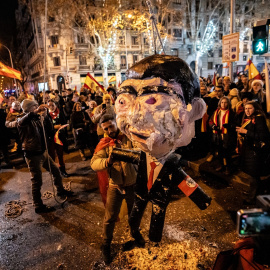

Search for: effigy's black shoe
xmin=35 ymin=205 xmax=55 ymax=214
xmin=132 ymin=230 xmax=145 ymax=248
xmin=101 ymin=243 xmax=111 ymax=265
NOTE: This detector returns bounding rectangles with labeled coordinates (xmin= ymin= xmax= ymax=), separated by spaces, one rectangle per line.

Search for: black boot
xmin=59 ymin=166 xmax=69 ymax=178
xmin=101 ymin=243 xmax=111 ymax=264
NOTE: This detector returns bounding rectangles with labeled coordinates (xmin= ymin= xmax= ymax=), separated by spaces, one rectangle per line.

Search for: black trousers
xmin=129 ymin=178 xmax=171 ymax=243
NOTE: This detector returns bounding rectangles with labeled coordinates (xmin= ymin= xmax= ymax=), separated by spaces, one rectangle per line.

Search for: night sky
xmin=0 ymin=0 xmax=18 ymax=64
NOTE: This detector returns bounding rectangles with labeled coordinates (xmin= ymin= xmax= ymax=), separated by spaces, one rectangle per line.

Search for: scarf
xmin=49 ymin=107 xmax=59 ymax=120
xmin=94 ymin=132 xmax=125 ymax=154
xmin=213 ymin=108 xmax=230 ymax=134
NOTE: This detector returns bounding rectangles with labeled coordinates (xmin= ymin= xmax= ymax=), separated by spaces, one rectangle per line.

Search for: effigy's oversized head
xmin=115 ymin=55 xmax=206 ymax=159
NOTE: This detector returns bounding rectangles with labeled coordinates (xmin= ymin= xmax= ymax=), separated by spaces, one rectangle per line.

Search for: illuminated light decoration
xmin=159 ymin=36 xmax=167 ymax=54
xmin=147 ymin=21 xmax=154 ymax=53
xmin=196 ymin=20 xmax=217 ymax=57
xmin=240 ymin=27 xmax=250 ymax=41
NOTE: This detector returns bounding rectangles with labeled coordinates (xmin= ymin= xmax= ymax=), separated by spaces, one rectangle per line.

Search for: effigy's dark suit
xmin=129 ymin=151 xmax=186 ymax=242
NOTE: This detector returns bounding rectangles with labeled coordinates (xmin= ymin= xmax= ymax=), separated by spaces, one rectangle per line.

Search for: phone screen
xmin=102 ymin=104 xmax=106 ymax=109
xmin=237 ymin=210 xmax=270 ymax=236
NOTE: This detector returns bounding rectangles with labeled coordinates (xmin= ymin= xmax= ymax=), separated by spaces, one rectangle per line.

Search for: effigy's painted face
xmin=115 ymin=77 xmax=205 ymax=159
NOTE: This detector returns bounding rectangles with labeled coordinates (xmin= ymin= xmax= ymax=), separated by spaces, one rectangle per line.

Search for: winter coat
xmin=209 ymin=109 xmax=237 ymax=151
xmin=239 ymin=115 xmax=270 ymax=177
xmin=17 ymin=111 xmax=54 ymax=154
xmin=90 ymin=135 xmax=136 ymax=187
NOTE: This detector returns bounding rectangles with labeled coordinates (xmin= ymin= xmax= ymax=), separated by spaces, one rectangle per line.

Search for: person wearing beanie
xmin=228 ymin=88 xmax=241 ymax=111
xmin=17 ymin=100 xmax=74 ymax=214
xmin=92 ymin=94 xmax=116 ymax=140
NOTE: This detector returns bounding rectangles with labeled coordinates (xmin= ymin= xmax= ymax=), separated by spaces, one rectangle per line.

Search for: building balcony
xmin=49 ymin=66 xmax=67 ymax=74
xmin=28 ymin=50 xmax=43 ymax=67
xmin=120 ymin=64 xmax=127 ymax=69
xmin=48 ymin=44 xmax=64 ymax=53
xmin=78 ymin=65 xmax=91 ymax=71
xmin=75 ymin=43 xmax=90 ymax=50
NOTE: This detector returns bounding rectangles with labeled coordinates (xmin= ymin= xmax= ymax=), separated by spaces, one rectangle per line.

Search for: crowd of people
xmin=0 ymin=71 xmax=270 ymax=263
xmin=194 ymin=73 xmax=270 ymax=204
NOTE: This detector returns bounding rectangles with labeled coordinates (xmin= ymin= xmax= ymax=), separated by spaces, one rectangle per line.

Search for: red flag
xmin=84 ymin=72 xmax=105 ymax=93
xmin=118 ymin=81 xmax=121 ymax=88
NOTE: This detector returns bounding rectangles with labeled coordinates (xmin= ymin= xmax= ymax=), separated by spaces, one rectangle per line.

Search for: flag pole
xmin=265 ymin=59 xmax=270 ymax=113
xmin=43 ymin=0 xmax=48 ymax=104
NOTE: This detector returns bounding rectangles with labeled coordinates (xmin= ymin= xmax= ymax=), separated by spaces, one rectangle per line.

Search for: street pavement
xmin=0 ymin=149 xmax=248 ymax=270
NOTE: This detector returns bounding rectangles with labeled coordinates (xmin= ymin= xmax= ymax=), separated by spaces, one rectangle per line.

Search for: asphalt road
xmin=0 ymin=150 xmax=245 ymax=270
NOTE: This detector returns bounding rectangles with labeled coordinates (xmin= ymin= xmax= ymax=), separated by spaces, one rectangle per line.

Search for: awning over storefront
xmin=0 ymin=61 xmax=22 ymax=80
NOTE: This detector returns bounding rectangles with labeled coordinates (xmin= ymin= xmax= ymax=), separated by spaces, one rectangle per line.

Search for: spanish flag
xmin=108 ymin=76 xmax=116 ymax=83
xmin=245 ymin=59 xmax=262 ymax=80
xmin=84 ymin=72 xmax=105 ymax=93
xmin=54 ymin=124 xmax=69 ymax=145
xmin=0 ymin=61 xmax=22 ymax=80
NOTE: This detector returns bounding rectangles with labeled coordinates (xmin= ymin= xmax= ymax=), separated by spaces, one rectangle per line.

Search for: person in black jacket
xmin=17 ymin=99 xmax=73 ymax=214
xmin=236 ymin=101 xmax=270 ymax=198
xmin=70 ymin=102 xmax=91 ymax=161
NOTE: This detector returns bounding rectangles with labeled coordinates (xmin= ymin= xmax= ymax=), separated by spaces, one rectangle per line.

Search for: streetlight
xmin=0 ymin=43 xmax=17 ymax=93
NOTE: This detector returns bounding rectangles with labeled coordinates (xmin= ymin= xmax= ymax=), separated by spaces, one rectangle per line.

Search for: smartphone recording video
xmin=237 ymin=209 xmax=270 ymax=237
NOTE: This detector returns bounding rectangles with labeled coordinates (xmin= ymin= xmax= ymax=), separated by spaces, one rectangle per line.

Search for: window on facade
xmin=79 ymin=55 xmax=87 ymax=65
xmin=143 ymin=37 xmax=149 ymax=45
xmin=208 ymin=62 xmax=213 ymax=69
xmin=187 ymin=47 xmax=192 ymax=55
xmin=219 ymin=49 xmax=222 ymax=57
xmin=77 ymin=34 xmax=85 ymax=43
xmin=90 ymin=35 xmax=99 ymax=45
xmin=53 ymin=57 xmax=61 ymax=66
xmin=131 ymin=36 xmax=139 ymax=46
xmin=219 ymin=33 xmax=223 ymax=40
xmin=119 ymin=36 xmax=125 ymax=45
xmin=51 ymin=35 xmax=59 ymax=46
xmin=243 ymin=55 xmax=247 ymax=61
xmin=186 ymin=31 xmax=192 ymax=38
xmin=173 ymin=29 xmax=182 ymax=38
xmin=243 ymin=43 xmax=248 ymax=53
xmin=208 ymin=50 xmax=214 ymax=57
xmin=171 ymin=49 xmax=178 ymax=56
xmin=48 ymin=16 xmax=55 ymax=22
xmin=121 ymin=55 xmax=127 ymax=69
xmin=133 ymin=55 xmax=138 ymax=64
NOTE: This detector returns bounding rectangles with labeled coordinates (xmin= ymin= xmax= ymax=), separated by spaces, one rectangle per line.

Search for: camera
xmin=237 ymin=195 xmax=270 ymax=237
xmin=236 ymin=195 xmax=270 ymax=266
xmin=102 ymin=104 xmax=106 ymax=110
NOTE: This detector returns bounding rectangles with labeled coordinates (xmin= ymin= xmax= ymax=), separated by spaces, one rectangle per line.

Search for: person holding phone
xmin=91 ymin=94 xmax=116 ymax=140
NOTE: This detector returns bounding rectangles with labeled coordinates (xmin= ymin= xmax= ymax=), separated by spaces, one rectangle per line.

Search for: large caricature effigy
xmin=114 ymin=54 xmax=212 ymax=243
